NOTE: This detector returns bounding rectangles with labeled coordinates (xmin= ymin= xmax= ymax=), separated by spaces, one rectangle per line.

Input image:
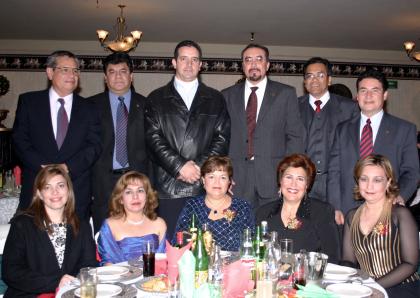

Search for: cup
xmin=143 ymin=240 xmax=155 ymax=277
xmin=280 ymin=238 xmax=293 ymax=255
xmin=79 ymin=267 xmax=97 ymax=298
xmin=306 ymin=252 xmax=328 ymax=282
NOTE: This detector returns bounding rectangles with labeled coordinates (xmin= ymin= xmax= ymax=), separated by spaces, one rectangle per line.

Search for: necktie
xmin=315 ymin=100 xmax=322 ymax=113
xmin=246 ymin=87 xmax=258 ymax=159
xmin=116 ymin=96 xmax=129 ymax=167
xmin=56 ymin=98 xmax=68 ymax=149
xmin=360 ymin=118 xmax=373 ymax=159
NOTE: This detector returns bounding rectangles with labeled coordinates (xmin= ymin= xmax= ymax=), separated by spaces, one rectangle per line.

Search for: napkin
xmin=166 ymin=240 xmax=193 ymax=285
xmin=178 ymin=250 xmax=195 ymax=298
xmin=222 ymin=260 xmax=254 ymax=298
xmin=296 ymin=284 xmax=339 ymax=298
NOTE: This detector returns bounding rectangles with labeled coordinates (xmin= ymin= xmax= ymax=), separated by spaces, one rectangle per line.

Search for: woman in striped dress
xmin=342 ymin=154 xmax=420 ymax=297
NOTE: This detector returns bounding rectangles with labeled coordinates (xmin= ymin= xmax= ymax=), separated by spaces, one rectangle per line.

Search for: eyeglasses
xmin=304 ymin=72 xmax=327 ymax=80
xmin=243 ymin=56 xmax=266 ymax=64
xmin=357 ymin=88 xmax=383 ymax=96
xmin=54 ymin=66 xmax=81 ymax=75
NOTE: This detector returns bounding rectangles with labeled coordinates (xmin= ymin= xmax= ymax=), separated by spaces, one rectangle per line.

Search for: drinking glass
xmin=79 ymin=267 xmax=97 ymax=298
xmin=278 ymin=239 xmax=294 ymax=291
xmin=143 ymin=240 xmax=156 ymax=277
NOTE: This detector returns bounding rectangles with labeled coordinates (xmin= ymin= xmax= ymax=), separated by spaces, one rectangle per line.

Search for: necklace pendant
xmin=213 ymin=210 xmax=218 ymax=214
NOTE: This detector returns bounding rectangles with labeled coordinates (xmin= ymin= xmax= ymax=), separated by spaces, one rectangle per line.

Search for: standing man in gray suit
xmin=298 ymin=57 xmax=358 ymax=201
xmin=89 ymin=53 xmax=148 ymax=232
xmin=222 ymin=44 xmax=304 ymax=210
xmin=328 ymin=69 xmax=419 ymax=225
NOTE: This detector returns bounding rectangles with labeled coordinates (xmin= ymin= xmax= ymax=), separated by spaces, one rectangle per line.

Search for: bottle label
xmin=195 ymin=270 xmax=208 ymax=288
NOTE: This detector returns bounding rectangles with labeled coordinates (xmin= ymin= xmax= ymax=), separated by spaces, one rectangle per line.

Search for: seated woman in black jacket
xmin=257 ymin=154 xmax=340 ymax=263
xmin=1 ymin=165 xmax=97 ymax=297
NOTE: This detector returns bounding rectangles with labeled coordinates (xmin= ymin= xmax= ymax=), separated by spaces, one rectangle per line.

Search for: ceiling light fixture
xmin=403 ymin=40 xmax=420 ymax=62
xmin=97 ymin=4 xmax=142 ymax=53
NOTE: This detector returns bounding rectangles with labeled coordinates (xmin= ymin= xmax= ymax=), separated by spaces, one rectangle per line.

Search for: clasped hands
xmin=178 ymin=160 xmax=201 ymax=184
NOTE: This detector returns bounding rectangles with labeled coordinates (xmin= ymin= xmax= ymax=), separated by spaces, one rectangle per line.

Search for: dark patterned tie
xmin=315 ymin=100 xmax=322 ymax=113
xmin=56 ymin=98 xmax=68 ymax=149
xmin=360 ymin=118 xmax=373 ymax=158
xmin=116 ymin=96 xmax=129 ymax=167
xmin=246 ymin=87 xmax=258 ymax=159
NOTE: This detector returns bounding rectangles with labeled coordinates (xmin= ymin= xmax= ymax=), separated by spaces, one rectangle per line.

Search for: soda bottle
xmin=193 ymin=229 xmax=209 ymax=288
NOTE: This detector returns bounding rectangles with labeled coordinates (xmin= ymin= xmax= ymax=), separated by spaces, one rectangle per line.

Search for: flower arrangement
xmin=222 ymin=208 xmax=236 ymax=223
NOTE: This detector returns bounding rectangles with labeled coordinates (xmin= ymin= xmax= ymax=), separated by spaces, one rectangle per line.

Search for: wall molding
xmin=0 ymin=54 xmax=419 ymax=80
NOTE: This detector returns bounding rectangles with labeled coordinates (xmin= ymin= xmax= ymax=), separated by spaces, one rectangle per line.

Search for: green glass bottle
xmin=189 ymin=214 xmax=198 ymax=250
xmin=193 ymin=229 xmax=209 ymax=288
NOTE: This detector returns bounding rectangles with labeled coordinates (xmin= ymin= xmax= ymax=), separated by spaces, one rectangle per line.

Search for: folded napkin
xmin=296 ymin=284 xmax=339 ymax=298
xmin=166 ymin=240 xmax=193 ymax=285
xmin=222 ymin=260 xmax=254 ymax=298
xmin=178 ymin=250 xmax=195 ymax=298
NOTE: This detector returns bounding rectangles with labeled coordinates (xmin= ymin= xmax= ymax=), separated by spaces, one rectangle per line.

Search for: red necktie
xmin=246 ymin=87 xmax=258 ymax=159
xmin=315 ymin=100 xmax=322 ymax=113
xmin=360 ymin=118 xmax=373 ymax=158
xmin=56 ymin=98 xmax=68 ymax=149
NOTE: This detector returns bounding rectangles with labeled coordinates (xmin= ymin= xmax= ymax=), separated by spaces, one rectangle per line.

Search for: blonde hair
xmin=108 ymin=171 xmax=158 ymax=220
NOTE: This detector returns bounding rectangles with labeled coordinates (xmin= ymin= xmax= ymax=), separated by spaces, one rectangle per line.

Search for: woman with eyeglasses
xmin=341 ymin=154 xmax=420 ymax=297
xmin=256 ymin=154 xmax=340 ymax=262
xmin=1 ymin=165 xmax=97 ymax=297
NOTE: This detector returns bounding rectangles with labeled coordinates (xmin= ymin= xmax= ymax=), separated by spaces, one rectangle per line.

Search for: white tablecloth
xmin=0 ymin=196 xmax=18 ymax=225
xmin=56 ymin=262 xmax=388 ymax=298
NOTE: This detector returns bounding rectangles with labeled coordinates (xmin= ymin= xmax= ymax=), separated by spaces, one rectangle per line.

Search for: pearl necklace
xmin=126 ymin=217 xmax=145 ymax=225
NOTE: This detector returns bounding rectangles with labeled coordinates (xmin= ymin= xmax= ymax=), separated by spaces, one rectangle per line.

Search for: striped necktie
xmin=360 ymin=118 xmax=373 ymax=158
xmin=115 ymin=96 xmax=129 ymax=167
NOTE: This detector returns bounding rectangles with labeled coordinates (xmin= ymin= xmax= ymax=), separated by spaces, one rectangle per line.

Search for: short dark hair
xmin=201 ymin=156 xmax=233 ymax=180
xmin=103 ymin=52 xmax=134 ymax=73
xmin=46 ymin=50 xmax=80 ymax=69
xmin=174 ymin=40 xmax=202 ymax=60
xmin=356 ymin=69 xmax=389 ymax=91
xmin=303 ymin=57 xmax=332 ymax=76
xmin=241 ymin=43 xmax=270 ymax=61
xmin=277 ymin=154 xmax=316 ymax=191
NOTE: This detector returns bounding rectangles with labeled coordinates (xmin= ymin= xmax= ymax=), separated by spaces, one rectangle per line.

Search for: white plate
xmin=96 ymin=266 xmax=129 ymax=281
xmin=75 ymin=284 xmax=123 ymax=297
xmin=220 ymin=250 xmax=232 ymax=258
xmin=326 ymin=283 xmax=372 ymax=298
xmin=324 ymin=264 xmax=357 ymax=280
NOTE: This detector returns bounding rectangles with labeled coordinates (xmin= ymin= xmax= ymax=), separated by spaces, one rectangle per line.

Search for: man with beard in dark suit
xmin=222 ymin=44 xmax=304 ymax=211
xmin=13 ymin=50 xmax=102 ymax=220
xmin=89 ymin=53 xmax=148 ymax=232
xmin=298 ymin=57 xmax=359 ymax=201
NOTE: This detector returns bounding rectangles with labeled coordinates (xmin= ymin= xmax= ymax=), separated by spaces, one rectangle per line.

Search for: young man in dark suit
xmin=89 ymin=52 xmax=148 ymax=232
xmin=13 ymin=50 xmax=102 ymax=220
xmin=328 ymin=69 xmax=419 ymax=225
xmin=298 ymin=57 xmax=359 ymax=201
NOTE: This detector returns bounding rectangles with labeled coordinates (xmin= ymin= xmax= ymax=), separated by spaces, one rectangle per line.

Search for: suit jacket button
xmin=245 ymin=157 xmax=248 ymax=161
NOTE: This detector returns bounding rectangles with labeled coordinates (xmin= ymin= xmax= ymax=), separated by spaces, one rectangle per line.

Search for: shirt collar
xmin=174 ymin=77 xmax=199 ymax=90
xmin=309 ymin=91 xmax=330 ymax=107
xmin=245 ymin=76 xmax=267 ymax=91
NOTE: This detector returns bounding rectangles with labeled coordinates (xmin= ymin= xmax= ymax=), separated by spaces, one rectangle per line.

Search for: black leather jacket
xmin=145 ymin=79 xmax=230 ymax=199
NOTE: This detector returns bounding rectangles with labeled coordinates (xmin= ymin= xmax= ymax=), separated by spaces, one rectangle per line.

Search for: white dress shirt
xmin=49 ymin=88 xmax=73 ymax=138
xmin=244 ymin=77 xmax=268 ymax=121
xmin=309 ymin=91 xmax=330 ymax=111
xmin=174 ymin=77 xmax=199 ymax=110
xmin=360 ymin=110 xmax=384 ymax=145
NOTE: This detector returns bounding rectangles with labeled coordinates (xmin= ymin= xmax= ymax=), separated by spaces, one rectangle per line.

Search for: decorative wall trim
xmin=0 ymin=54 xmax=419 ymax=80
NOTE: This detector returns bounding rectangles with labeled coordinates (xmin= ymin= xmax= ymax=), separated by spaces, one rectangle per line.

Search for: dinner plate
xmin=326 ymin=283 xmax=372 ymax=297
xmin=136 ymin=275 xmax=169 ymax=294
xmin=74 ymin=284 xmax=123 ymax=297
xmin=96 ymin=265 xmax=130 ymax=281
xmin=323 ymin=264 xmax=358 ymax=280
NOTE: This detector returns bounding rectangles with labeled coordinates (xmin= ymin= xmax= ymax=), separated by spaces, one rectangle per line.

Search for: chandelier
xmin=97 ymin=5 xmax=142 ymax=53
xmin=403 ymin=40 xmax=420 ymax=62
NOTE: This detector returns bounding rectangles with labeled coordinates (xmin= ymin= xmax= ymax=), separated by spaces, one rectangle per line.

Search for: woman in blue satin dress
xmin=98 ymin=171 xmax=167 ymax=265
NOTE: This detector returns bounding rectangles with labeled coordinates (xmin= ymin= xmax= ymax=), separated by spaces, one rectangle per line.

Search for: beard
xmin=248 ymin=72 xmax=263 ymax=82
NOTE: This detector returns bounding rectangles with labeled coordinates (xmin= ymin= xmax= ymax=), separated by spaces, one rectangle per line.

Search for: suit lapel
xmin=349 ymin=115 xmax=361 ymax=155
xmin=41 ymin=91 xmax=59 ymax=151
xmin=374 ymin=113 xmax=392 ymax=151
xmin=256 ymin=80 xmax=276 ymax=126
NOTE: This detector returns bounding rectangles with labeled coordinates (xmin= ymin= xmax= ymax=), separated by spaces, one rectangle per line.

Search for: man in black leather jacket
xmin=145 ymin=40 xmax=230 ymax=236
